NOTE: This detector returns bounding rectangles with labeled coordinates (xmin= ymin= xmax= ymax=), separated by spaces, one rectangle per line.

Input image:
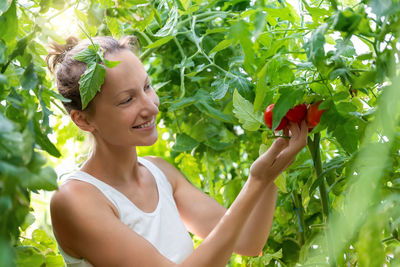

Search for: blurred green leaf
xmin=172 ymin=133 xmax=199 ymax=152
xmin=233 ymin=89 xmax=263 ymax=131
xmin=20 ymin=63 xmax=39 ymax=90
xmin=145 ymin=36 xmax=174 ymax=49
xmin=0 ymin=0 xmax=17 ymax=43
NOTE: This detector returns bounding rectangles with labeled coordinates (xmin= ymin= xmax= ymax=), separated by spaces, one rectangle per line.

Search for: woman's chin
xmin=140 ymin=132 xmax=159 ymax=147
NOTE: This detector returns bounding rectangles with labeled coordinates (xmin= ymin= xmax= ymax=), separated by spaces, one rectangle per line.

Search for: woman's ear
xmin=70 ymin=110 xmax=95 ymax=133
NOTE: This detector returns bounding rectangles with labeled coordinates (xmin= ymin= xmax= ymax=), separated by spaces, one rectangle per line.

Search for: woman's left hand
xmin=249 ymin=120 xmax=308 ymax=184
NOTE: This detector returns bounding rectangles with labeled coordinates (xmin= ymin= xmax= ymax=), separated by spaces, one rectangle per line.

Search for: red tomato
xmin=264 ymin=104 xmax=288 ymax=131
xmin=307 ymin=102 xmax=326 ymax=129
xmin=285 ymin=104 xmax=307 ymax=124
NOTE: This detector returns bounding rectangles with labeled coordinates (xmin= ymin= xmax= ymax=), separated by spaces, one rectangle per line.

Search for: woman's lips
xmin=132 ymin=118 xmax=155 ymax=129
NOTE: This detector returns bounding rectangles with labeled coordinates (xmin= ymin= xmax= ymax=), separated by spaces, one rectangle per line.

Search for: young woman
xmin=47 ymin=36 xmax=308 ymax=267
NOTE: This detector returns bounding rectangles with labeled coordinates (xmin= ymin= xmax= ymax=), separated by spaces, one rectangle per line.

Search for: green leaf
xmin=72 ymin=46 xmax=99 ymax=64
xmin=0 ymin=39 xmax=6 ymax=64
xmin=74 ymin=8 xmax=88 ymax=23
xmin=278 ymin=65 xmax=295 ymax=84
xmin=209 ymin=39 xmax=234 ymax=56
xmin=26 ymin=166 xmax=58 ymax=191
xmin=355 ymin=215 xmax=386 ymax=266
xmin=204 ymin=138 xmax=231 ymax=151
xmin=352 ymin=71 xmax=377 ymax=88
xmin=151 ymin=5 xmax=162 ymax=26
xmin=0 ymin=196 xmax=12 ymax=214
xmin=230 ymin=75 xmax=252 ymax=101
xmin=254 ymin=62 xmax=269 ymax=112
xmin=232 ymin=89 xmax=263 ymax=131
xmin=16 ymin=246 xmax=45 ymax=267
xmin=172 ymin=133 xmax=199 ymax=152
xmin=45 ymin=254 xmax=65 ymax=267
xmin=33 ymin=119 xmax=61 ymax=158
xmin=336 ymin=102 xmax=357 ymax=115
xmin=273 ymin=88 xmax=304 ymax=130
xmin=104 ymin=59 xmax=120 ymax=68
xmin=32 ymin=229 xmax=53 ymax=244
xmin=0 ymin=0 xmax=9 ymax=12
xmin=39 ymin=0 xmax=51 ymax=13
xmin=228 ymin=21 xmax=255 ymax=74
xmin=305 ymin=23 xmax=328 ymax=69
xmin=329 ymin=68 xmax=350 ymax=81
xmin=174 ymin=153 xmax=201 ymax=188
xmin=333 ymin=119 xmax=358 ymax=153
xmin=154 ymin=6 xmax=178 ymax=37
xmin=20 ymin=63 xmax=39 ymax=90
xmin=145 ymin=36 xmax=174 ymax=49
xmin=211 ymin=79 xmax=229 ymax=100
xmin=332 ymin=8 xmax=361 ymax=33
xmin=195 ymin=101 xmax=235 ymax=124
xmin=169 ymin=95 xmax=199 ymax=111
xmin=0 ymin=238 xmax=15 ymax=267
xmin=106 ymin=16 xmax=124 ymax=39
xmin=370 ymin=0 xmax=393 ymax=17
xmin=0 ymin=0 xmax=17 ymax=43
xmin=333 ymin=91 xmax=350 ymax=101
xmin=78 ymin=62 xmax=106 ymax=109
xmin=0 ymin=112 xmax=14 ymax=133
xmin=205 ymin=28 xmax=227 ymax=35
xmin=126 ymin=0 xmax=149 ymax=4
xmin=275 ymin=174 xmax=287 ymax=193
xmin=9 ymin=36 xmax=29 ymax=59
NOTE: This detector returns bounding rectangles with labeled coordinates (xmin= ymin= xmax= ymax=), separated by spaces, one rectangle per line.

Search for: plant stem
xmin=307 ymin=133 xmax=337 ymax=267
xmin=292 ymin=192 xmax=306 ymax=246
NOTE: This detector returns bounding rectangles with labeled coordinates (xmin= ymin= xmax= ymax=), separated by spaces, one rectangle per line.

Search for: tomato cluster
xmin=264 ymin=102 xmax=325 ymax=131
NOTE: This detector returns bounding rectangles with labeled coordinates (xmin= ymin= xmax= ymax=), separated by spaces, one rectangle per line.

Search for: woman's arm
xmin=151 ymin=121 xmax=308 ymax=257
xmin=235 ymin=121 xmax=308 ymax=254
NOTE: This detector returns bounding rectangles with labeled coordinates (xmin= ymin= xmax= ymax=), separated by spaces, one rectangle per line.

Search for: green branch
xmin=292 ymin=192 xmax=306 ymax=246
xmin=307 ymin=133 xmax=337 ymax=267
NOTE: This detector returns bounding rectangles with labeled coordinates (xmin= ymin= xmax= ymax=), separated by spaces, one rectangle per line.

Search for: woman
xmin=47 ymin=36 xmax=308 ymax=267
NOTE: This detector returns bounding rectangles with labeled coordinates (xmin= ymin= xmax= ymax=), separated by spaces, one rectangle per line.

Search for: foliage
xmin=0 ymin=0 xmax=399 ymax=266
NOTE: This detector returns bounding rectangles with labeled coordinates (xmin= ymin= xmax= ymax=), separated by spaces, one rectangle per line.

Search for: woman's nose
xmin=140 ymin=90 xmax=159 ymax=116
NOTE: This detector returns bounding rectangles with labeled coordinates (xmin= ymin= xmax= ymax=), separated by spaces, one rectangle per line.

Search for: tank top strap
xmin=137 ymin=157 xmax=173 ymax=196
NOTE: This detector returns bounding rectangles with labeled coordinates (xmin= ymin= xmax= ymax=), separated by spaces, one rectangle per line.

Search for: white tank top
xmin=56 ymin=157 xmax=194 ymax=266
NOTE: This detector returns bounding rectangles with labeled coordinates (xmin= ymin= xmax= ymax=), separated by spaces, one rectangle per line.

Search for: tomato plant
xmin=1 ymin=0 xmax=399 ymax=266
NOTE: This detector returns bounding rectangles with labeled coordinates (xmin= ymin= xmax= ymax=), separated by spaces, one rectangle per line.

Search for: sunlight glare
xmin=47 ymin=7 xmax=79 ymax=37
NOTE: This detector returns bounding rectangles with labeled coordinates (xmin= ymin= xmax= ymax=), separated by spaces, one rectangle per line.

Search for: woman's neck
xmin=80 ymin=140 xmax=140 ymax=186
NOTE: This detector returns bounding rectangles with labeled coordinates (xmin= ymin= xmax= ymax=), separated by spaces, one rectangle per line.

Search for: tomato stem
xmin=292 ymin=192 xmax=306 ymax=246
xmin=307 ymin=133 xmax=337 ymax=267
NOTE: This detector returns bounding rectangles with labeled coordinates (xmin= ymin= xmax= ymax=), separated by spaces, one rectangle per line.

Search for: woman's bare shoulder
xmin=50 ymin=180 xmax=119 ymax=257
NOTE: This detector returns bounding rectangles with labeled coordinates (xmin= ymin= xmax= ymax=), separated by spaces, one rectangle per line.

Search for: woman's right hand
xmin=249 ymin=120 xmax=308 ymax=184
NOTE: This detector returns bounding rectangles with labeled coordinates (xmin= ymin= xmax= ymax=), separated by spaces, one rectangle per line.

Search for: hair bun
xmin=46 ymin=36 xmax=80 ymax=74
xmin=64 ymin=36 xmax=79 ymax=52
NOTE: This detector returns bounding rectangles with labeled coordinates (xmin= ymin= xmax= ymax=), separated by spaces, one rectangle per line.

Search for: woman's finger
xmin=262 ymin=137 xmax=288 ymax=163
xmin=287 ymin=121 xmax=300 ymax=138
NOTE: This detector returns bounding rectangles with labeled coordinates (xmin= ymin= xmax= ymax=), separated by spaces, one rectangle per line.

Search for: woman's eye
xmin=145 ymin=84 xmax=151 ymax=91
xmin=120 ymin=97 xmax=132 ymax=105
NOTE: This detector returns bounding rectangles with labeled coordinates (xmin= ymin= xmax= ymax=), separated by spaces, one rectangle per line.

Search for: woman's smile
xmin=132 ymin=117 xmax=156 ymax=130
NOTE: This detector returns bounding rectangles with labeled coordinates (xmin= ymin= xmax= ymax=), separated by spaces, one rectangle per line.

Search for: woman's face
xmin=87 ymin=49 xmax=159 ymax=147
